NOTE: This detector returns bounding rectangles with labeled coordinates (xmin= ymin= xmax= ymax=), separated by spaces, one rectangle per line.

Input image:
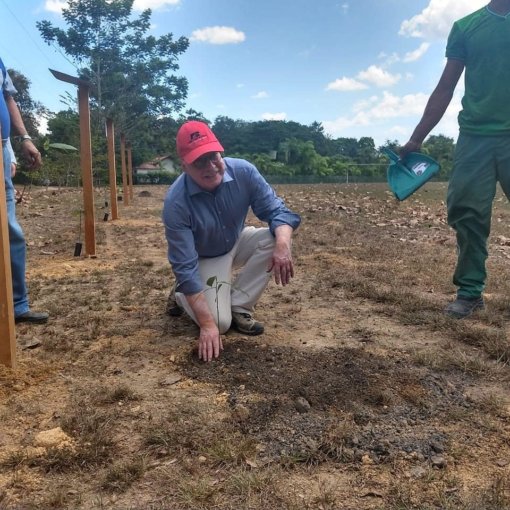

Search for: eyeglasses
xmin=192 ymin=152 xmax=221 ymax=169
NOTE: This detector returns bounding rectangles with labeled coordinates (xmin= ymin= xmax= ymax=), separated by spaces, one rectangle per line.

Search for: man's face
xmin=184 ymin=151 xmax=225 ymax=191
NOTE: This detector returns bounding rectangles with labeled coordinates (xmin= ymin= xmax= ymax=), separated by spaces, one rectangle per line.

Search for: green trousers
xmin=447 ymin=134 xmax=510 ymax=298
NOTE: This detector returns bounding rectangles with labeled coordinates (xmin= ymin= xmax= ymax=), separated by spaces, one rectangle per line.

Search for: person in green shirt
xmin=400 ymin=0 xmax=510 ymax=318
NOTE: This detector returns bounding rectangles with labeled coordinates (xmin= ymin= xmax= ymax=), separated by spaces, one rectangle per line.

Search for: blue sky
xmin=0 ymin=0 xmax=488 ymax=146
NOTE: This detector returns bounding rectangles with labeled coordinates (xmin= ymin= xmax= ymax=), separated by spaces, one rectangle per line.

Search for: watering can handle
xmin=381 ymin=148 xmax=400 ymax=163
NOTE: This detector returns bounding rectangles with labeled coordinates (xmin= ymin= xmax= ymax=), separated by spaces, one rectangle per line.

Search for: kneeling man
xmin=163 ymin=121 xmax=301 ymax=362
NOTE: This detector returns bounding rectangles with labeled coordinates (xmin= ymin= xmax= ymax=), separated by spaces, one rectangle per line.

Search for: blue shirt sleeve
xmin=163 ymin=198 xmax=203 ymax=295
xmin=162 ymin=159 xmax=301 ymax=296
xmin=6 ymin=137 xmax=16 ymax=164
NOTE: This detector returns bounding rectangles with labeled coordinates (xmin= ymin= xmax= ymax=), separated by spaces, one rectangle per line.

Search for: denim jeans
xmin=3 ymin=143 xmax=29 ymax=316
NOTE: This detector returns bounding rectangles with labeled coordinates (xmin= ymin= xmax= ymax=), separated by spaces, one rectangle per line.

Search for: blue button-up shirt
xmin=162 ymin=157 xmax=301 ymax=295
xmin=0 ymin=58 xmax=16 ymax=141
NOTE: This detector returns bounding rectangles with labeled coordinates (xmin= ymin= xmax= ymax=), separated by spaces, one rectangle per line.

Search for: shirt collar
xmin=486 ymin=4 xmax=510 ymax=17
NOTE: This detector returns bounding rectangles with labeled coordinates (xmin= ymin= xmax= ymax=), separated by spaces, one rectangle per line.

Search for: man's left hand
xmin=268 ymin=242 xmax=294 ymax=286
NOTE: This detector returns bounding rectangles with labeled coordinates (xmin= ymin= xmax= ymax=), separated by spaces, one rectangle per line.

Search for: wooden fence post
xmin=127 ymin=143 xmax=134 ymax=202
xmin=106 ymin=118 xmax=119 ymax=220
xmin=50 ymin=69 xmax=96 ymax=256
xmin=120 ymin=133 xmax=129 ymax=206
xmin=0 ymin=129 xmax=16 ymax=368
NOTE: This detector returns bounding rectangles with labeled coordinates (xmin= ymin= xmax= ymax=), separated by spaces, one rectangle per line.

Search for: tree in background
xmin=8 ymin=69 xmax=49 ymax=139
xmin=422 ymin=135 xmax=455 ymax=178
xmin=37 ymin=0 xmax=189 ymax=119
xmin=8 ymin=69 xmax=50 ymax=183
xmin=37 ymin=0 xmax=189 ymax=180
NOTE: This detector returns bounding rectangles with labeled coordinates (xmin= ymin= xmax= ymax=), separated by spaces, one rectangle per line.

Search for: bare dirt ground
xmin=2 ymin=182 xmax=510 ymax=509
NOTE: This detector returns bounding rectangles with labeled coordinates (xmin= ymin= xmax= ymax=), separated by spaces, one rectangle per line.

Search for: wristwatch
xmin=20 ymin=134 xmax=32 ymax=142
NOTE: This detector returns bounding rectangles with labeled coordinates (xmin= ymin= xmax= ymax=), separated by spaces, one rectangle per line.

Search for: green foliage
xmin=422 ymin=134 xmax=455 ymax=178
xmin=37 ymin=0 xmax=189 ymax=128
xmin=136 ymin=171 xmax=178 ymax=185
xmin=8 ymin=69 xmax=49 ymax=139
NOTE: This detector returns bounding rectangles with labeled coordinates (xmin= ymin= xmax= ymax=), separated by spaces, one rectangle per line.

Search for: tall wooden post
xmin=77 ymin=85 xmax=96 ymax=256
xmin=120 ymin=133 xmax=129 ymax=206
xmin=127 ymin=143 xmax=134 ymax=202
xmin=50 ymin=69 xmax=96 ymax=256
xmin=106 ymin=119 xmax=119 ymax=220
xmin=0 ymin=128 xmax=17 ymax=368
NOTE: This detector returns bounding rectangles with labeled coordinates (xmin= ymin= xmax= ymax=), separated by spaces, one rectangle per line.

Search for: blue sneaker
xmin=444 ymin=296 xmax=484 ymax=319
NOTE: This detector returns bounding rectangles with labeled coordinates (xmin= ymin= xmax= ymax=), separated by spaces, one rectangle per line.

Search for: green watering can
xmin=382 ymin=148 xmax=440 ymax=201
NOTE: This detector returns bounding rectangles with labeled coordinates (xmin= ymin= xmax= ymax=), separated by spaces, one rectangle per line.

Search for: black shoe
xmin=231 ymin=312 xmax=264 ymax=336
xmin=15 ymin=310 xmax=49 ymax=324
xmin=444 ymin=296 xmax=484 ymax=319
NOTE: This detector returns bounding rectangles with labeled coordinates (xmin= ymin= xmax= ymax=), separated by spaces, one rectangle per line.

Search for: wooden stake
xmin=106 ymin=118 xmax=119 ymax=220
xmin=49 ymin=69 xmax=96 ymax=256
xmin=127 ymin=143 xmax=134 ymax=202
xmin=120 ymin=133 xmax=129 ymax=206
xmin=78 ymin=85 xmax=96 ymax=256
xmin=0 ymin=129 xmax=17 ymax=368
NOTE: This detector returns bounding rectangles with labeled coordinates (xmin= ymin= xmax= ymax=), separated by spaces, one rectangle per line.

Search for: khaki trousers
xmin=176 ymin=227 xmax=275 ymax=333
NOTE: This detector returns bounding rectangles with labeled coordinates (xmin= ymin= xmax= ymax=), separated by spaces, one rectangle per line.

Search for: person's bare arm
xmin=185 ymin=292 xmax=223 ymax=362
xmin=267 ymin=224 xmax=295 ymax=286
xmin=5 ymin=95 xmax=42 ymax=169
xmin=400 ymin=59 xmax=464 ymax=158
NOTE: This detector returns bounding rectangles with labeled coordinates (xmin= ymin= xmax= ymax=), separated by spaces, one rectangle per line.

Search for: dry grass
xmin=3 ymin=184 xmax=510 ymax=509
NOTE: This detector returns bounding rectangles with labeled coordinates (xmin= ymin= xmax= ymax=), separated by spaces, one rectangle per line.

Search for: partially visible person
xmin=1 ymin=56 xmax=48 ymax=324
xmin=400 ymin=0 xmax=510 ymax=319
xmin=163 ymin=121 xmax=301 ymax=362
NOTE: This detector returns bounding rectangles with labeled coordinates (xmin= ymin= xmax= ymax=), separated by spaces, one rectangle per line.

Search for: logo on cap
xmin=190 ymin=131 xmax=205 ymax=143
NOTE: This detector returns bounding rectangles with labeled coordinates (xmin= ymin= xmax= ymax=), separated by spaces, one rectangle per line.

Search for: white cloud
xmin=357 ymin=65 xmax=401 ymax=88
xmin=322 ymin=91 xmax=428 ymax=137
xmin=261 ymin=112 xmax=287 ymax=121
xmin=400 ymin=0 xmax=486 ymax=39
xmin=369 ymin=91 xmax=429 ymax=119
xmin=236 ymin=83 xmax=245 ymax=88
xmin=252 ymin=91 xmax=269 ymax=99
xmin=44 ymin=0 xmax=67 ymax=13
xmin=378 ymin=52 xmax=400 ymax=66
xmin=190 ymin=26 xmax=245 ymax=45
xmin=133 ymin=0 xmax=180 ymax=9
xmin=322 ymin=88 xmax=464 ymax=142
xmin=326 ymin=77 xmax=368 ymax=92
xmin=403 ymin=42 xmax=430 ymax=63
xmin=352 ymin=95 xmax=379 ymax=113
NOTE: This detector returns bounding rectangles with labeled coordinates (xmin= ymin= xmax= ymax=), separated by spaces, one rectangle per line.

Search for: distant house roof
xmin=135 ymin=154 xmax=175 ymax=172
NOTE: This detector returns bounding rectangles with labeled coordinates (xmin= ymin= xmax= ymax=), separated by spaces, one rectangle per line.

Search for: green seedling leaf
xmin=206 ymin=276 xmax=217 ymax=287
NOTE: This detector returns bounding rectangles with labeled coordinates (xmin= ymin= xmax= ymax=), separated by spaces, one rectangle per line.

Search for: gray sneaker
xmin=231 ymin=312 xmax=264 ymax=336
xmin=444 ymin=296 xmax=484 ymax=319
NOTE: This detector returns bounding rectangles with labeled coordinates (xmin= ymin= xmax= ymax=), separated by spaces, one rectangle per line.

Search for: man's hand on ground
xmin=198 ymin=325 xmax=223 ymax=362
xmin=268 ymin=242 xmax=294 ymax=286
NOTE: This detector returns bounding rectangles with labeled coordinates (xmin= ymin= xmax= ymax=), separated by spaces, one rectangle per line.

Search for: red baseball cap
xmin=176 ymin=121 xmax=224 ymax=164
